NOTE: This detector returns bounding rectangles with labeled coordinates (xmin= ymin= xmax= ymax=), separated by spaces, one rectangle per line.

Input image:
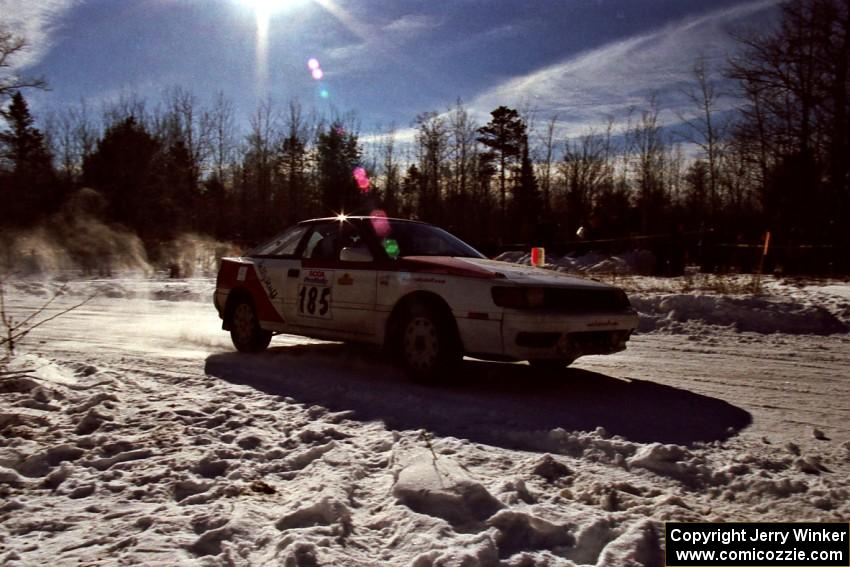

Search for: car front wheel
xmin=230 ymin=299 xmax=272 ymax=353
xmin=398 ymin=303 xmax=460 ymax=381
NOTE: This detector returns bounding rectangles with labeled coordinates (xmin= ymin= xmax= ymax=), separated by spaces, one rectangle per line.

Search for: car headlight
xmin=491 ymin=286 xmax=546 ymax=309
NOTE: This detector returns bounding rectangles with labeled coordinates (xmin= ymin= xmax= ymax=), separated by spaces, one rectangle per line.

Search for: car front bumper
xmin=500 ymin=309 xmax=639 ymax=361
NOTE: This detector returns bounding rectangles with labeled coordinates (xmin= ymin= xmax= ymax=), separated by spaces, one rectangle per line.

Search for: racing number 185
xmin=298 ymin=286 xmax=330 ymax=317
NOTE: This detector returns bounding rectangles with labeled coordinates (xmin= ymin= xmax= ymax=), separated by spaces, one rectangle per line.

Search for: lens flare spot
xmin=353 ymin=167 xmax=370 ymax=192
xmin=307 ymin=58 xmax=320 ymax=70
xmin=311 ymin=68 xmax=324 ymax=80
xmin=370 ymin=209 xmax=390 ymax=236
xmin=383 ymin=238 xmax=400 ymax=259
xmin=319 ymin=88 xmax=330 ymax=99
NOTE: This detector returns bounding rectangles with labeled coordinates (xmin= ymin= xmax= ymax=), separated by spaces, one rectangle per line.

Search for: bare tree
xmin=160 ymin=86 xmax=212 ymax=183
xmin=665 ymin=142 xmax=686 ymax=208
xmin=206 ymin=91 xmax=236 ymax=184
xmin=561 ymin=129 xmax=609 ymax=235
xmin=538 ymin=114 xmax=559 ymax=214
xmin=628 ymin=96 xmax=667 ymax=233
xmin=414 ymin=111 xmax=448 ymax=222
xmin=0 ymin=27 xmax=47 ymax=102
xmin=278 ymin=98 xmax=310 ymax=222
xmin=677 ymin=55 xmax=727 ymax=218
xmin=727 ymin=0 xmax=849 ymax=243
xmin=40 ymin=99 xmax=99 ymax=183
xmin=1 ymin=280 xmax=95 ymax=361
xmin=447 ymin=99 xmax=479 ymax=214
xmin=101 ymin=91 xmax=149 ymax=130
xmin=378 ymin=123 xmax=400 ymax=216
xmin=244 ymin=97 xmax=281 ymax=236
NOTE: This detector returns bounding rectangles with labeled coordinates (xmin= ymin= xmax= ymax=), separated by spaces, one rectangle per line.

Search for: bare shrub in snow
xmin=0 ymin=279 xmax=95 ymax=362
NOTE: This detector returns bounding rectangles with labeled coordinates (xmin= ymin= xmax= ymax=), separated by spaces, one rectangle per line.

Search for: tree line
xmin=1 ymin=0 xmax=848 ymax=272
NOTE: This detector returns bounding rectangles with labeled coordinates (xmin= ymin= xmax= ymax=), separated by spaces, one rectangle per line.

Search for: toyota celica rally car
xmin=214 ymin=215 xmax=638 ymax=378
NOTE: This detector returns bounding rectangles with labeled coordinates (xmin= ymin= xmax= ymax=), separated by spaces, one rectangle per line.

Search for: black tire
xmin=528 ymin=359 xmax=574 ymax=371
xmin=229 ymin=298 xmax=272 ymax=353
xmin=397 ymin=302 xmax=461 ymax=381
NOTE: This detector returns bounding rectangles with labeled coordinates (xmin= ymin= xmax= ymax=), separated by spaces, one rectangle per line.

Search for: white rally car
xmin=214 ymin=216 xmax=638 ymax=378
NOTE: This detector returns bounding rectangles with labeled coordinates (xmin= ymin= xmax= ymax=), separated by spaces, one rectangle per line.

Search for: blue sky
xmin=2 ymin=0 xmax=780 ymax=140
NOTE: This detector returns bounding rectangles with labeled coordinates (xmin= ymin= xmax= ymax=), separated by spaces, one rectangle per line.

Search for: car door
xmin=287 ymin=220 xmax=378 ymax=339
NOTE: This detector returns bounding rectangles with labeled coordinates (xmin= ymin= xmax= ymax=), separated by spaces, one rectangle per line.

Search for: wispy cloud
xmin=467 ymin=0 xmax=780 ymax=138
xmin=382 ymin=14 xmax=441 ymax=36
xmin=0 ymin=0 xmax=79 ymax=68
xmin=360 ymin=125 xmax=417 ymax=147
xmin=320 ymin=5 xmax=443 ymax=76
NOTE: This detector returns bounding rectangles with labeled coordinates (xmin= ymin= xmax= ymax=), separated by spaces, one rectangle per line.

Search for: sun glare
xmin=239 ymin=0 xmax=297 ymax=94
xmin=242 ymin=0 xmax=289 ymax=16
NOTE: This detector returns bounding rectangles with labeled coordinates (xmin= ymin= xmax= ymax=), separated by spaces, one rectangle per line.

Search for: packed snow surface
xmin=1 ymin=274 xmax=848 ymax=566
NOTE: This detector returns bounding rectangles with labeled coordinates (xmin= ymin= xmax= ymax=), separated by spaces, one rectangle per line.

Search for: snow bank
xmin=393 ymin=450 xmax=504 ymax=529
xmin=594 ymin=520 xmax=661 ymax=567
xmin=494 ymin=251 xmax=850 ymax=335
xmin=627 ymin=443 xmax=726 ymax=488
xmin=633 ymin=293 xmax=848 ymax=335
xmin=4 ymin=277 xmax=213 ymax=303
xmin=494 ymin=249 xmax=656 ymax=275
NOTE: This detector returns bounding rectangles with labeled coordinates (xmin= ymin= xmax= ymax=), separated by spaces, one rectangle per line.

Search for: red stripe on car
xmin=218 ymin=258 xmax=284 ymax=324
xmin=302 ymin=256 xmax=500 ymax=279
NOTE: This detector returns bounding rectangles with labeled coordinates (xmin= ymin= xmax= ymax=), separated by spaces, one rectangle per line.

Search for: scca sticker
xmin=304 ymin=270 xmax=328 ymax=285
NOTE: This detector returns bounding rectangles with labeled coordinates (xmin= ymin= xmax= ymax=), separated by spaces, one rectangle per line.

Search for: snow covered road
xmin=1 ymin=277 xmax=848 ymax=566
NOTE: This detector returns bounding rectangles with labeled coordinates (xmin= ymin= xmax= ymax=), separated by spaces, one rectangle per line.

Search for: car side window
xmin=249 ymin=225 xmax=309 ymax=257
xmin=302 ymin=222 xmax=364 ymax=260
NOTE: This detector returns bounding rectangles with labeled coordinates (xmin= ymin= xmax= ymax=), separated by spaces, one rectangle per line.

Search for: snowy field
xmin=1 ymin=274 xmax=849 ymax=566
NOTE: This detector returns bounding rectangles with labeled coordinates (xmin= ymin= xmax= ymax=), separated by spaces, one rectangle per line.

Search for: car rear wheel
xmin=230 ymin=299 xmax=272 ymax=353
xmin=398 ymin=303 xmax=460 ymax=381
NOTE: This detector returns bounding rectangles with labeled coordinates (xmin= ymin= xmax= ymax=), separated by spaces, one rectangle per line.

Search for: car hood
xmin=403 ymin=256 xmax=617 ymax=290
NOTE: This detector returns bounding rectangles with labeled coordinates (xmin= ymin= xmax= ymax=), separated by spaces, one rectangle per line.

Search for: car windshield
xmin=376 ymin=220 xmax=485 ymax=259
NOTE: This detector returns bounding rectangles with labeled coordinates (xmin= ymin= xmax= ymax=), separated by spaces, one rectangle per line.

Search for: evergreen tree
xmin=159 ymin=139 xmax=197 ymax=233
xmin=477 ymin=106 xmax=525 ymax=224
xmin=511 ymin=134 xmax=541 ymax=243
xmin=82 ymin=116 xmax=163 ymax=241
xmin=472 ymin=154 xmax=498 ymax=246
xmin=0 ymin=91 xmax=56 ymax=225
xmin=400 ymin=164 xmax=423 ymax=219
xmin=278 ymin=132 xmax=308 ymax=224
xmin=316 ymin=122 xmax=361 ymax=214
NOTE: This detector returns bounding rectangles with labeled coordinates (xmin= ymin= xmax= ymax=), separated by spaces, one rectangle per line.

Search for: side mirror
xmin=340 ymin=246 xmax=373 ymax=262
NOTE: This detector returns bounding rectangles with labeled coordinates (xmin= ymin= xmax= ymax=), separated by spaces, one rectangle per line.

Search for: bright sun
xmin=241 ymin=0 xmax=290 ymax=16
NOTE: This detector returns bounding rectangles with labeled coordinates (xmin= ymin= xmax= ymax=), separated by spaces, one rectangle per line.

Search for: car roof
xmin=298 ymin=216 xmax=429 ymax=226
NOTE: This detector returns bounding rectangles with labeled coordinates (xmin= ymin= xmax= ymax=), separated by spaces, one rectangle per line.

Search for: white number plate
xmin=298 ymin=285 xmax=332 ymax=319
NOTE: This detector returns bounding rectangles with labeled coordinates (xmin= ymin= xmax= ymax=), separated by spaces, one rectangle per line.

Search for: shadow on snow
xmin=204 ymin=342 xmax=751 ymax=449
